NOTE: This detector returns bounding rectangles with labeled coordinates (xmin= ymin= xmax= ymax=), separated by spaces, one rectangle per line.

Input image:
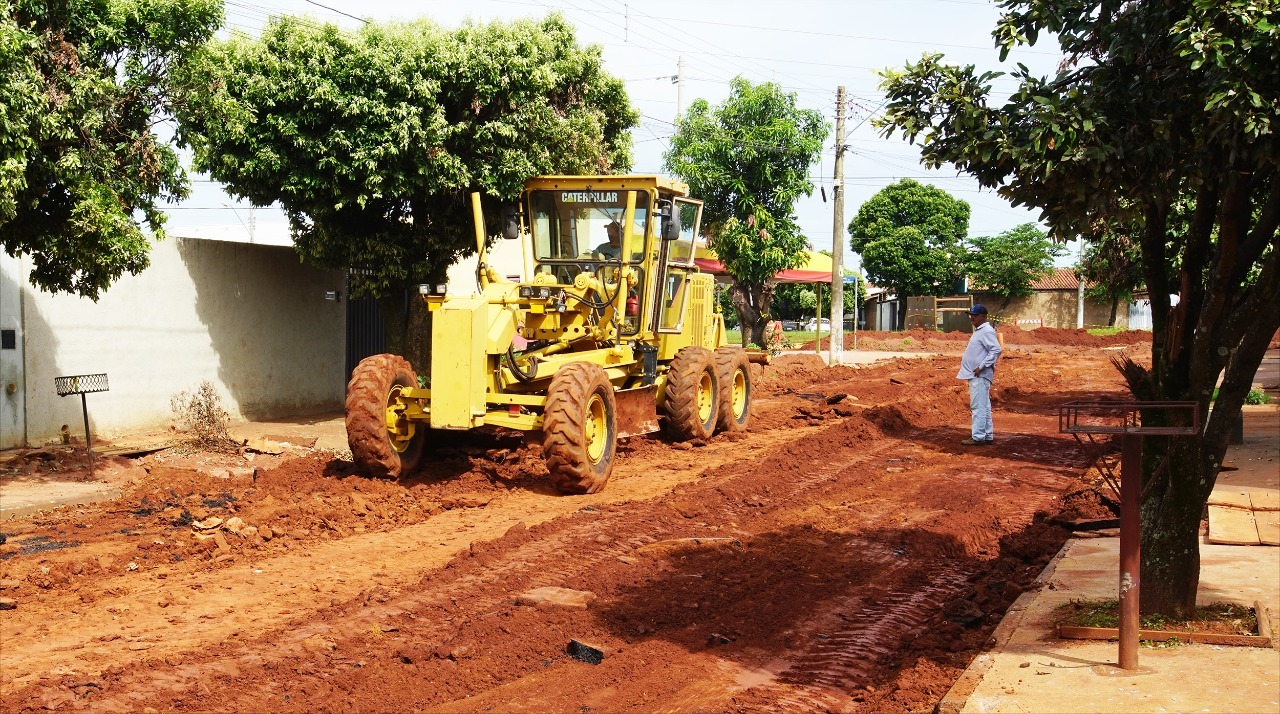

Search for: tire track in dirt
xmin=763 ymin=561 xmax=977 ymax=712
xmin=0 ymin=419 xmax=836 ymax=698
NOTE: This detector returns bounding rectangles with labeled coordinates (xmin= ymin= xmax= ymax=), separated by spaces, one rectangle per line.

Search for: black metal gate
xmin=345 ymin=276 xmax=386 ymax=379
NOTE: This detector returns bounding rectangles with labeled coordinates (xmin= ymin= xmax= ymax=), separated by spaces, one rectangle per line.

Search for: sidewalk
xmin=941 ymin=404 xmax=1280 ymax=713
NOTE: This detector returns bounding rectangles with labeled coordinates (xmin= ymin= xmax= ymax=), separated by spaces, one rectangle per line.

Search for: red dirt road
xmin=0 ymin=336 xmax=1143 ymax=713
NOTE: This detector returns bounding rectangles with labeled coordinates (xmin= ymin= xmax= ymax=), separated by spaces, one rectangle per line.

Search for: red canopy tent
xmin=692 ymin=258 xmax=833 ymax=284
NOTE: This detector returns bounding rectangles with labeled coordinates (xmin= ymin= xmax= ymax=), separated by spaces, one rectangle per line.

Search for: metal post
xmin=1118 ymin=433 xmax=1142 ymax=669
xmin=675 ymin=56 xmax=685 ymax=123
xmin=80 ymin=392 xmax=94 ymax=478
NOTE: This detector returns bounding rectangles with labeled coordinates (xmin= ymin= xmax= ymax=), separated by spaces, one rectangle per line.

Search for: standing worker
xmin=957 ymin=304 xmax=1002 ymax=445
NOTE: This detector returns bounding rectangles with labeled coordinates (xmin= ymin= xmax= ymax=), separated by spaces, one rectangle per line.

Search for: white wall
xmin=19 ymin=236 xmax=345 ymax=445
xmin=0 ymin=251 xmax=24 ymax=448
xmin=445 ymin=236 xmax=528 ymax=296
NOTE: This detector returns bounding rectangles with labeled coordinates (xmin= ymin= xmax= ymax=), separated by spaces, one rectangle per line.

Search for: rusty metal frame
xmin=1057 ymin=400 xmax=1199 ymax=671
xmin=1058 ymin=400 xmax=1200 ymax=436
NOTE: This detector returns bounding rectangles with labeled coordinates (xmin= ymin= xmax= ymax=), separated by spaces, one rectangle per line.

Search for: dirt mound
xmin=814 ymin=325 xmax=1151 ymax=351
xmin=1008 ymin=326 xmax=1150 ymax=347
xmin=1055 ymin=486 xmax=1120 ymax=521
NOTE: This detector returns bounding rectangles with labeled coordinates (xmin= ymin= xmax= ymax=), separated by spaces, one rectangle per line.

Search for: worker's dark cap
xmin=968 ymin=304 xmax=988 ymax=315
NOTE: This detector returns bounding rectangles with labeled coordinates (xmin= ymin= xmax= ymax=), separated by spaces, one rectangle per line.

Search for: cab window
xmin=660 ymin=269 xmax=689 ymax=331
xmin=529 ymin=189 xmax=649 ymax=264
xmin=666 ymin=199 xmax=702 ymax=266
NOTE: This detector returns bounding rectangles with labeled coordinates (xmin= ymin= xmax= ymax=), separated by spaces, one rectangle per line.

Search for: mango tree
xmin=877 ymin=0 xmax=1279 ymax=615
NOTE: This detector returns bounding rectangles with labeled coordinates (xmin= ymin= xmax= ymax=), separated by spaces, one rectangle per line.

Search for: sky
xmin=170 ymin=0 xmax=1080 ymax=268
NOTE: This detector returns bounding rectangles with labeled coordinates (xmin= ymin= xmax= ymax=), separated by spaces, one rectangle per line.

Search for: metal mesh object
xmin=55 ymin=373 xmax=109 ymax=396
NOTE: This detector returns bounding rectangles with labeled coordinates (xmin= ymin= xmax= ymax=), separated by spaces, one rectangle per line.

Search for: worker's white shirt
xmin=957 ymin=321 xmax=1002 ymax=380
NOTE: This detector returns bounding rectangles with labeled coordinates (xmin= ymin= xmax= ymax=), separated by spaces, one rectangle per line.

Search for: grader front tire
xmin=543 ymin=362 xmax=617 ymax=495
xmin=661 ymin=346 xmax=720 ymax=441
xmin=714 ymin=346 xmax=751 ymax=434
xmin=346 ymin=354 xmax=425 ymax=478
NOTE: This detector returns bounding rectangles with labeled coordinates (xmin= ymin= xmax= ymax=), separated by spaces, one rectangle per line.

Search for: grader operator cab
xmin=346 ymin=175 xmax=752 ymax=494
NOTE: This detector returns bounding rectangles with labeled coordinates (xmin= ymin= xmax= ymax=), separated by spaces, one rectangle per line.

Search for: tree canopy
xmin=174 ymin=13 xmax=636 ymax=305
xmin=848 ymin=178 xmax=969 ymax=300
xmin=0 ymin=0 xmax=222 ymax=299
xmin=663 ymin=78 xmax=828 ymax=347
xmin=877 ymin=0 xmax=1280 ymax=616
xmin=966 ymin=222 xmax=1061 ymax=313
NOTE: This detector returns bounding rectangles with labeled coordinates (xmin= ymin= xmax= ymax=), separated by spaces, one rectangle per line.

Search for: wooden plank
xmin=1057 ymin=625 xmax=1272 ymax=648
xmin=1207 ymin=488 xmax=1253 ymax=509
xmin=1207 ymin=504 xmax=1260 ymax=545
xmin=1255 ymin=509 xmax=1280 ymax=547
xmin=1250 ymin=490 xmax=1280 ymax=512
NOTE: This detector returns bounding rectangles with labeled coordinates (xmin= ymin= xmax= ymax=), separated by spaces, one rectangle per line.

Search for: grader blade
xmin=615 ymin=385 xmax=661 ymax=438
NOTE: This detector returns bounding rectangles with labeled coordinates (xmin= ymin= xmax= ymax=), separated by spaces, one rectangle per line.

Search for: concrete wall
xmin=1 ymin=252 xmax=24 ymax=448
xmin=972 ymin=290 xmax=1128 ymax=330
xmin=17 ymin=237 xmax=345 ymax=446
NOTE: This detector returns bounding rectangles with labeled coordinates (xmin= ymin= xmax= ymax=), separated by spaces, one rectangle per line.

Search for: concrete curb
xmin=935 ymin=535 xmax=1077 ymax=714
xmin=1 ymin=488 xmax=123 ymax=521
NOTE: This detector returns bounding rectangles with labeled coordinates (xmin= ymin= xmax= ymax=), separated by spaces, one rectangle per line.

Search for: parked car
xmin=804 ymin=317 xmax=831 ymax=331
xmin=781 ymin=320 xmax=803 ymax=331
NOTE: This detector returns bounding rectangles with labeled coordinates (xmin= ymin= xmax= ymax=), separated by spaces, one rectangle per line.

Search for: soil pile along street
xmin=0 ymin=332 xmax=1147 ymax=712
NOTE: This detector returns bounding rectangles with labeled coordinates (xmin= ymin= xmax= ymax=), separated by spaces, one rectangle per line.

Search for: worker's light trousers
xmin=968 ymin=375 xmax=994 ymax=441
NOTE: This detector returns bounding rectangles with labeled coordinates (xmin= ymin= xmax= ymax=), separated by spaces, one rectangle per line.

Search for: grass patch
xmin=1086 ymin=326 xmax=1125 ymax=336
xmin=1210 ymin=387 xmax=1272 ymax=404
xmin=1055 ymin=599 xmax=1258 ymax=635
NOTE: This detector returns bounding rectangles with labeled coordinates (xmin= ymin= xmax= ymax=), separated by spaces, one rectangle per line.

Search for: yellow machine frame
xmin=388 ymin=175 xmax=728 ymax=439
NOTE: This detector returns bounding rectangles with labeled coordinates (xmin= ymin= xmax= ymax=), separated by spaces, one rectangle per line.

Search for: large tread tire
xmin=714 ymin=346 xmax=752 ymax=434
xmin=542 ymin=362 xmax=617 ymax=495
xmin=346 ymin=354 xmax=425 ymax=478
xmin=660 ymin=346 xmax=720 ymax=441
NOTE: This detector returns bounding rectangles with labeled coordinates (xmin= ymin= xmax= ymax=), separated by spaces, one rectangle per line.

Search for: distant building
xmin=857 ymin=268 xmax=1139 ymax=332
xmin=971 ymin=268 xmax=1128 ymax=330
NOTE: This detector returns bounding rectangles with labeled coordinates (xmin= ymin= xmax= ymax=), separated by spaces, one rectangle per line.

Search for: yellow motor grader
xmin=345 ymin=175 xmax=752 ymax=493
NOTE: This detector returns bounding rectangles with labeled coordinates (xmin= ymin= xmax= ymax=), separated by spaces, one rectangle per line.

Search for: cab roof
xmin=523 ymin=175 xmax=691 ymax=196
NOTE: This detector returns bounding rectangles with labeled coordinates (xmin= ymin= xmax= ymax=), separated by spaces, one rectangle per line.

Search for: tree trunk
xmin=1109 ymin=296 xmax=1120 ymax=327
xmin=729 ymin=279 xmax=776 ymax=348
xmin=1121 ymin=208 xmax=1280 ymax=617
xmin=377 ymin=289 xmax=432 ymax=378
xmin=1137 ymin=438 xmax=1213 ymax=617
xmin=378 ymin=291 xmax=409 ymax=359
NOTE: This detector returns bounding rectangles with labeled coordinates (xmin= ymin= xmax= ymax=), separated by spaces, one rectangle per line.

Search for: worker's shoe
xmin=961 ymin=438 xmax=994 ymax=446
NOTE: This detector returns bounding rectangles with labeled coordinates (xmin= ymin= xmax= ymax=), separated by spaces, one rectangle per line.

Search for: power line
xmin=589 ymin=0 xmax=828 ymax=94
xmin=301 ymin=0 xmax=368 ymax=24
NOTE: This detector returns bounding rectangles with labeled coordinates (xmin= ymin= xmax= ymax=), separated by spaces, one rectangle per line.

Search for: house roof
xmin=1029 ymin=267 xmax=1093 ymax=291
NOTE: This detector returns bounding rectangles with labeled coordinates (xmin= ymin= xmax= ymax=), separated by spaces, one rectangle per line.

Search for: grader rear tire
xmin=714 ymin=346 xmax=751 ymax=434
xmin=661 ymin=346 xmax=720 ymax=441
xmin=346 ymin=354 xmax=425 ymax=478
xmin=543 ymin=362 xmax=617 ymax=494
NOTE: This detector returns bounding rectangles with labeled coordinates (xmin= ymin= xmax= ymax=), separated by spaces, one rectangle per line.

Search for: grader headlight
xmin=518 ymin=286 xmax=554 ymax=299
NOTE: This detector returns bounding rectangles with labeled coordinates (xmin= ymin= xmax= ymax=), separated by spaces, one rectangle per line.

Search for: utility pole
xmin=1076 ymin=240 xmax=1086 ymax=328
xmin=829 ymin=87 xmax=847 ymax=366
xmin=673 ymin=56 xmax=685 ymax=123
